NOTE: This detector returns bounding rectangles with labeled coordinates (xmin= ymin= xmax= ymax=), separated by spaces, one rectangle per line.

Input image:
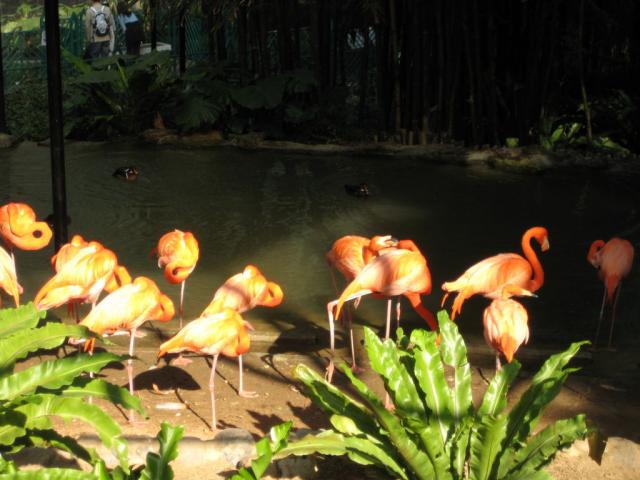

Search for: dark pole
xmin=0 ymin=23 xmax=8 ymax=133
xmin=44 ymin=0 xmax=68 ymax=250
xmin=151 ymin=0 xmax=157 ymax=50
xmin=179 ymin=8 xmax=186 ymax=74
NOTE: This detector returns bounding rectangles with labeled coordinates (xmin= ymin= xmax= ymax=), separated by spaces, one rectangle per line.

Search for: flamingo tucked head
xmin=0 ymin=203 xmax=53 ymax=251
xmin=0 ymin=245 xmax=22 ymax=306
xmin=587 ymin=239 xmax=606 ymax=268
xmin=156 ymin=230 xmax=200 ymax=284
xmin=483 ymin=297 xmax=530 ymax=364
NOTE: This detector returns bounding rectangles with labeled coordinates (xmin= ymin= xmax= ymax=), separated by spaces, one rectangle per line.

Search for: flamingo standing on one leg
xmin=0 ymin=245 xmax=22 ymax=307
xmin=441 ymin=226 xmax=550 ymax=320
xmin=587 ymin=237 xmax=634 ymax=348
xmin=153 ymin=230 xmax=200 ymax=329
xmin=35 ymin=241 xmax=131 ymax=313
xmin=80 ymin=276 xmax=175 ymax=421
xmin=201 ymin=265 xmax=283 ymax=397
xmin=158 ymin=308 xmax=252 ymax=431
xmin=325 ymin=235 xmax=399 ymax=378
xmin=483 ymin=284 xmax=536 ymax=371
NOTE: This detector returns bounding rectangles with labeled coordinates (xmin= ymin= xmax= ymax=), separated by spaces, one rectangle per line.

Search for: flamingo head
xmin=587 ymin=240 xmax=605 ymax=268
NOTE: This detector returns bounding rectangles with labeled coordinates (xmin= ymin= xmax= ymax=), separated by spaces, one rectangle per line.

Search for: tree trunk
xmin=388 ymin=0 xmax=401 ymax=135
xmin=578 ymin=0 xmax=593 ymax=141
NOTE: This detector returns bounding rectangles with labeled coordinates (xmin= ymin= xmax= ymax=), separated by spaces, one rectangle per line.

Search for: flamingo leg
xmin=127 ymin=328 xmax=136 ymax=422
xmin=607 ymin=282 xmax=622 ymax=349
xmin=238 ymin=355 xmax=257 ymax=398
xmin=495 ymin=354 xmax=502 ymax=371
xmin=209 ymin=354 xmax=219 ymax=431
xmin=395 ymin=298 xmax=401 ymax=331
xmin=384 ymin=299 xmax=392 ymax=340
xmin=594 ymin=284 xmax=608 ymax=347
xmin=326 ymin=300 xmax=337 ymax=382
xmin=179 ymin=280 xmax=186 ymax=329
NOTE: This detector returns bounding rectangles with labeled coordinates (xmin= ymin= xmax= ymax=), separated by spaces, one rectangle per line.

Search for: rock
xmin=0 ymin=133 xmax=15 ymax=148
xmin=271 ymin=455 xmax=318 ymax=479
xmin=601 ymin=437 xmax=640 ymax=474
xmin=180 ymin=130 xmax=225 ymax=147
xmin=214 ymin=427 xmax=255 ymax=466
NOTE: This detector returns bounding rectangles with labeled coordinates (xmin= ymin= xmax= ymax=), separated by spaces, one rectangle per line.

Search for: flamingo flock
xmin=0 ymin=199 xmax=636 ymax=430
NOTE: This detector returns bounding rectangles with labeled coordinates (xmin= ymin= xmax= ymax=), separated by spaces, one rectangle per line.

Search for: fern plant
xmin=283 ymin=311 xmax=589 ymax=480
xmin=0 ymin=303 xmax=145 ymax=476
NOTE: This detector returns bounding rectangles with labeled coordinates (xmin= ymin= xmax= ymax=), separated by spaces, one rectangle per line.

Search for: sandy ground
xmin=17 ymin=325 xmax=640 ymax=479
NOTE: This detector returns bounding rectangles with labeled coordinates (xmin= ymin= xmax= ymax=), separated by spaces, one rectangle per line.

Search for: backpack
xmin=91 ymin=6 xmax=109 ymax=37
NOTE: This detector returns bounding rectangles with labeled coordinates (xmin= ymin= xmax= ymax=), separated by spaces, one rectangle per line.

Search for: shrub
xmin=282 ymin=311 xmax=589 ymax=480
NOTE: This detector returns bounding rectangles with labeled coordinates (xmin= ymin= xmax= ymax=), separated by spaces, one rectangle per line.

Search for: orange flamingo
xmin=441 ymin=226 xmax=550 ymax=320
xmin=201 ymin=265 xmax=283 ymax=397
xmin=483 ymin=284 xmax=536 ymax=370
xmin=35 ymin=242 xmax=131 ymax=313
xmin=49 ymin=234 xmax=91 ymax=321
xmin=334 ymin=241 xmax=436 ymax=336
xmin=154 ymin=230 xmax=200 ymax=329
xmin=0 ymin=245 xmax=22 ymax=307
xmin=0 ymin=202 xmax=53 ymax=252
xmin=587 ymin=237 xmax=635 ymax=348
xmin=325 ymin=235 xmax=399 ymax=377
xmin=80 ymin=276 xmax=175 ymax=419
xmin=158 ymin=308 xmax=251 ymax=431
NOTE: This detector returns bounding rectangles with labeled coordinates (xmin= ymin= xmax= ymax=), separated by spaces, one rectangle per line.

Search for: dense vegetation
xmin=2 ymin=0 xmax=639 ymax=152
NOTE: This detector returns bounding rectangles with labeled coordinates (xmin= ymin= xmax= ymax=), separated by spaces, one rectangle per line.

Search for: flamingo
xmin=80 ymin=276 xmax=175 ymax=420
xmin=325 ymin=235 xmax=399 ymax=378
xmin=0 ymin=202 xmax=53 ymax=253
xmin=0 ymin=245 xmax=22 ymax=307
xmin=587 ymin=237 xmax=635 ymax=348
xmin=201 ymin=265 xmax=283 ymax=397
xmin=483 ymin=284 xmax=536 ymax=371
xmin=153 ymin=230 xmax=200 ymax=329
xmin=441 ymin=226 xmax=550 ymax=320
xmin=333 ymin=242 xmax=436 ymax=337
xmin=158 ymin=308 xmax=252 ymax=431
xmin=0 ymin=202 xmax=53 ymax=288
xmin=35 ymin=241 xmax=131 ymax=313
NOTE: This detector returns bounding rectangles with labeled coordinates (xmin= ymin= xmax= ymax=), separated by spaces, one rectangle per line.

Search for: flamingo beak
xmin=244 ymin=321 xmax=255 ymax=331
xmin=541 ymin=237 xmax=550 ymax=252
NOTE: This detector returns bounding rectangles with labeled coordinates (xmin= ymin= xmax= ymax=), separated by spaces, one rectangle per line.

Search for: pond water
xmin=1 ymin=141 xmax=638 ymax=348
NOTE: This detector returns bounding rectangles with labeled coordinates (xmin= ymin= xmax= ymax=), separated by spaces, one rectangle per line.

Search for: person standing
xmin=84 ymin=0 xmax=115 ymax=59
xmin=117 ymin=1 xmax=144 ymax=55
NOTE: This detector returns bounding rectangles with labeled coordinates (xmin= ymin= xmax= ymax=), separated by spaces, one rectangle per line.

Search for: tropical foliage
xmin=282 ymin=311 xmax=589 ymax=480
xmin=0 ymin=303 xmax=183 ymax=479
xmin=231 ymin=421 xmax=292 ymax=480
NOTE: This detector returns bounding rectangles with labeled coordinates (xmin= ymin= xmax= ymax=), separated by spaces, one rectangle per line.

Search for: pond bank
xmin=138 ymin=127 xmax=639 ymax=174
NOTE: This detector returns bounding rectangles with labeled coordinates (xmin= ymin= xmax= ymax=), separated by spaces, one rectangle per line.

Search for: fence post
xmin=179 ymin=8 xmax=186 ymax=73
xmin=44 ymin=0 xmax=69 ymax=250
xmin=0 ymin=27 xmax=8 ymax=133
xmin=151 ymin=0 xmax=157 ymax=50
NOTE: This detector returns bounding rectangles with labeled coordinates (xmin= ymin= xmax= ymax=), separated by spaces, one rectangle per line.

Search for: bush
xmin=6 ymin=73 xmax=50 ymax=141
xmin=282 ymin=311 xmax=589 ymax=480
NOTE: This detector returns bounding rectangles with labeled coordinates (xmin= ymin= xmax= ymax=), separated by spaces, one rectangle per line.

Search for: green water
xmin=1 ymin=141 xmax=638 ymax=347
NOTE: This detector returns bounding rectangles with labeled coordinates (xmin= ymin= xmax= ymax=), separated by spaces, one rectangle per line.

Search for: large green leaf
xmin=502 ymin=342 xmax=587 ymax=452
xmin=477 ymin=361 xmax=520 ymax=417
xmin=232 ymin=85 xmax=265 ymax=110
xmin=140 ymin=422 xmax=184 ymax=480
xmin=61 ymin=378 xmax=145 ymax=416
xmin=344 ymin=436 xmax=410 ymax=480
xmin=14 ymin=394 xmax=129 ymax=472
xmin=411 ymin=329 xmax=452 ymax=449
xmin=0 ymin=353 xmax=123 ymax=401
xmin=340 ymin=365 xmax=434 ymax=480
xmin=405 ymin=417 xmax=453 ymax=480
xmin=0 ymin=324 xmax=100 ymax=376
xmin=256 ymin=76 xmax=287 ymax=109
xmin=364 ymin=328 xmax=427 ymax=420
xmin=293 ymin=364 xmax=381 ymax=440
xmin=23 ymin=429 xmax=96 ymax=465
xmin=500 ymin=415 xmax=588 ymax=479
xmin=468 ymin=414 xmax=508 ymax=480
xmin=0 ymin=469 xmax=96 ymax=479
xmin=0 ymin=304 xmax=46 ymax=339
xmin=0 ymin=411 xmax=27 ymax=446
xmin=448 ymin=416 xmax=473 ymax=479
xmin=277 ymin=430 xmax=347 ymax=458
xmin=437 ymin=312 xmax=473 ymax=422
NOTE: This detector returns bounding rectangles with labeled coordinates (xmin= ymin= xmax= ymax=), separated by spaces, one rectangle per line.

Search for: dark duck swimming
xmin=344 ymin=183 xmax=370 ymax=198
xmin=113 ymin=166 xmax=139 ymax=181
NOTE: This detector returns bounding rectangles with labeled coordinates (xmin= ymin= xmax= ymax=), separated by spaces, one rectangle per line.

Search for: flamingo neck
xmin=522 ymin=230 xmax=543 ymax=292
